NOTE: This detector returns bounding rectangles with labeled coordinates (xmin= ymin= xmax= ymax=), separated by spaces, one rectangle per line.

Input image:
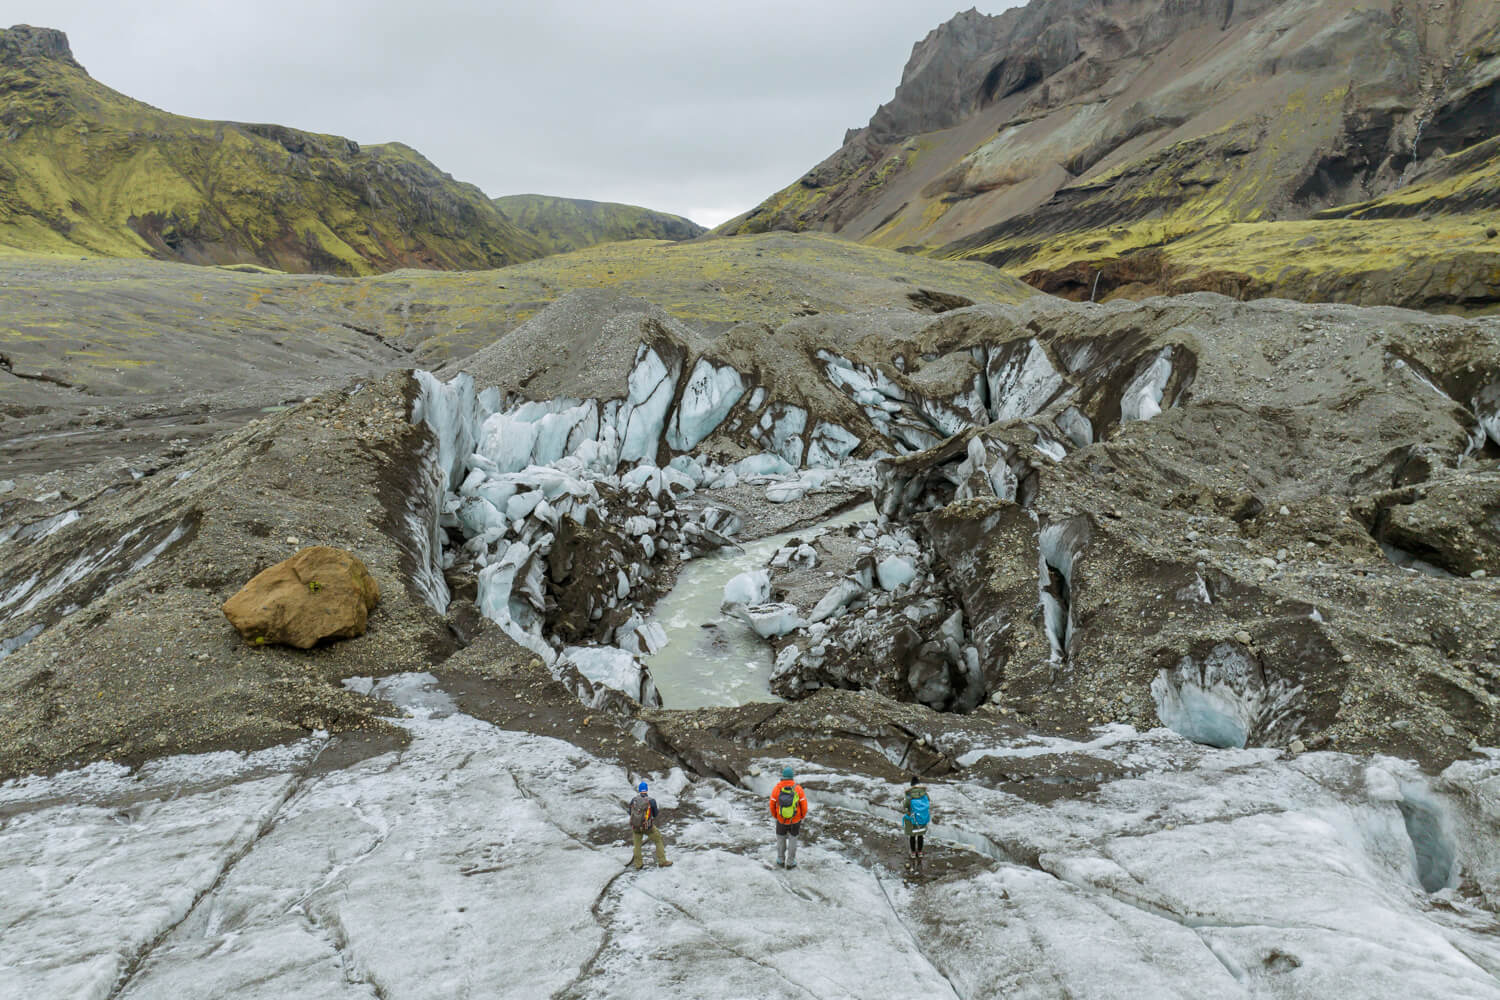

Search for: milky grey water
xmin=645 ymin=502 xmax=875 ymax=709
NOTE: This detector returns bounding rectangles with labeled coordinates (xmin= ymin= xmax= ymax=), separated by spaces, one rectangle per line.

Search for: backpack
xmin=629 ymin=794 xmax=653 ymax=831
xmin=907 ymin=793 xmax=930 ymax=828
xmin=777 ymin=785 xmax=799 ymax=822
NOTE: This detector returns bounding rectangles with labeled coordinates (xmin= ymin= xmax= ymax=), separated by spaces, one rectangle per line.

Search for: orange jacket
xmin=769 ymin=779 xmax=808 ymax=824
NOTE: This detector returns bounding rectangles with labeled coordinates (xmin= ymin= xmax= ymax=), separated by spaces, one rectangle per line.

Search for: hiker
xmin=768 ymin=766 xmax=808 ymax=868
xmin=626 ymin=781 xmax=672 ymax=870
xmin=902 ymin=776 xmax=931 ymax=867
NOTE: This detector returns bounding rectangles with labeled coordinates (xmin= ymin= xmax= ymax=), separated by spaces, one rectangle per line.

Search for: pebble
xmin=1340 ymin=653 xmax=1353 ymax=663
xmin=1472 ymin=569 xmax=1487 ymax=579
xmin=1288 ymin=739 xmax=1306 ymax=754
xmin=1235 ymin=630 xmax=1253 ymax=644
xmin=286 ymin=536 xmax=300 ymax=545
xmin=1279 ymin=505 xmax=1290 ymax=516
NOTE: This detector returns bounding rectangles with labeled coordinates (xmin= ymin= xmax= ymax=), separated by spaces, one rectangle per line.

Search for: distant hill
xmin=0 ymin=25 xmax=544 ymax=275
xmin=493 ymin=194 xmax=705 ymax=254
xmin=723 ymin=0 xmax=1500 ymax=312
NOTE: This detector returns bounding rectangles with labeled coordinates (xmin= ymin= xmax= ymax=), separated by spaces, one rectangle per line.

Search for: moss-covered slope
xmin=0 ymin=231 xmax=1038 ymax=407
xmin=493 ymin=194 xmax=705 ymax=255
xmin=0 ymin=25 xmax=544 ymax=275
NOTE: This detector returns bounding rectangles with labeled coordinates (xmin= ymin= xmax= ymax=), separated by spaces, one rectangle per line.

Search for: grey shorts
xmin=775 ymin=821 xmax=802 ymax=837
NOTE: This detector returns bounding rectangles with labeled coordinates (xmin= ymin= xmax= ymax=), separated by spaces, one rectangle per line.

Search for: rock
xmin=1228 ymin=493 xmax=1264 ymax=522
xmin=1473 ymin=569 xmax=1488 ymax=579
xmin=222 ymin=546 xmax=380 ymax=649
xmin=1288 ymin=739 xmax=1306 ymax=754
xmin=1234 ymin=630 xmax=1253 ymax=645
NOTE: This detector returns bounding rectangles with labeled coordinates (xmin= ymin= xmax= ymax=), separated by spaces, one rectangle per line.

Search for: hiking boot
xmin=786 ymin=861 xmax=798 ymax=869
xmin=659 ymin=860 xmax=673 ymax=867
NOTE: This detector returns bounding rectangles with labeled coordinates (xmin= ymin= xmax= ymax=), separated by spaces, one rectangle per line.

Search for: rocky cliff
xmin=725 ymin=0 xmax=1500 ymax=312
xmin=493 ymin=194 xmax=706 ymax=255
xmin=0 ymin=25 xmax=545 ymax=274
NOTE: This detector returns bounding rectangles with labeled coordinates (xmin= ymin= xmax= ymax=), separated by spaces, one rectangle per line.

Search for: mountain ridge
xmin=723 ymin=0 xmax=1500 ymax=312
xmin=492 ymin=193 xmax=705 ymax=255
xmin=0 ymin=24 xmax=545 ymax=275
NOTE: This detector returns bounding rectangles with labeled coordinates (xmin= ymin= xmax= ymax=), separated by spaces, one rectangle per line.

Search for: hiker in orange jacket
xmin=768 ymin=766 xmax=809 ymax=869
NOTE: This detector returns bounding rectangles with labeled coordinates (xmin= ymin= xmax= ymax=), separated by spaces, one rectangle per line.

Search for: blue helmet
xmin=638 ymin=781 xmax=649 ymax=792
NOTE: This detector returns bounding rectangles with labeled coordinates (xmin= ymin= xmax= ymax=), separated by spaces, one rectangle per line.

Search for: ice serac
xmin=754 ymin=403 xmax=808 ymax=467
xmin=987 ymin=338 xmax=1064 ymax=422
xmin=619 ymin=345 xmax=681 ymax=464
xmin=1477 ymin=382 xmax=1500 ymax=448
xmin=563 ymin=645 xmax=659 ymax=707
xmin=808 ymin=422 xmax=861 ymax=468
xmin=722 ymin=569 xmax=771 ymax=609
xmin=412 ymin=370 xmax=480 ymax=492
xmin=665 ymin=359 xmax=744 ymax=451
xmin=1120 ymin=348 xmax=1173 ymax=423
xmin=1038 ymin=518 xmax=1088 ymax=664
xmin=1150 ymin=642 xmax=1304 ymax=749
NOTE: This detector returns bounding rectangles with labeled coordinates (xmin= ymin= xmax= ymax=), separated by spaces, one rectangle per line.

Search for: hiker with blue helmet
xmin=626 ymin=780 xmax=672 ymax=870
xmin=902 ymin=775 xmax=932 ymax=869
xmin=768 ymin=765 xmax=808 ymax=869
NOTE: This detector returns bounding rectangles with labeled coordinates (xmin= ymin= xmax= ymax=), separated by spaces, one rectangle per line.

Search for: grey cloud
xmin=22 ymin=1 xmax=1023 ymax=226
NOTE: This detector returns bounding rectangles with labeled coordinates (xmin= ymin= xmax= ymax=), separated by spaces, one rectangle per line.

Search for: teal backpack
xmin=907 ymin=792 xmax=930 ymax=827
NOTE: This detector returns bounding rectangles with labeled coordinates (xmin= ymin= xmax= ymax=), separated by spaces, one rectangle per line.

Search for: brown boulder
xmin=223 ymin=546 xmax=380 ymax=648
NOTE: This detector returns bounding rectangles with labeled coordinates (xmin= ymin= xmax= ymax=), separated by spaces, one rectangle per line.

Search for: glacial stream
xmin=645 ymin=502 xmax=876 ymax=708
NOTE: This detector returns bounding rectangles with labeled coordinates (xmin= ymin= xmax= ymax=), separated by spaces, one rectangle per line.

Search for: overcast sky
xmin=17 ymin=1 xmax=1023 ymax=227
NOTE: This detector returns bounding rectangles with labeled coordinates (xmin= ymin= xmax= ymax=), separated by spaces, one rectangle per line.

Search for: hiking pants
xmin=775 ymin=821 xmax=801 ymax=865
xmin=632 ymin=826 xmax=667 ymax=866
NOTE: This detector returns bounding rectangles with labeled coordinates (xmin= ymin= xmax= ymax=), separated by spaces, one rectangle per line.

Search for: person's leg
xmin=650 ymin=826 xmax=668 ymax=864
xmin=631 ymin=830 xmax=644 ymax=868
xmin=785 ymin=826 xmax=799 ymax=867
xmin=916 ymin=833 xmax=924 ymax=858
xmin=908 ymin=834 xmax=918 ymax=856
xmin=776 ymin=830 xmax=787 ymax=866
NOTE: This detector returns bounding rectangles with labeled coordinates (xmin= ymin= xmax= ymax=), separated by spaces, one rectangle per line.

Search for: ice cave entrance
xmin=645 ymin=502 xmax=876 ymax=708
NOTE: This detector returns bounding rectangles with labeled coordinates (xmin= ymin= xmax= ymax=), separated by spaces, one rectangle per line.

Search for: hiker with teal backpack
xmin=626 ymin=781 xmax=672 ymax=870
xmin=768 ymin=766 xmax=809 ymax=868
xmin=902 ymin=776 xmax=931 ymax=870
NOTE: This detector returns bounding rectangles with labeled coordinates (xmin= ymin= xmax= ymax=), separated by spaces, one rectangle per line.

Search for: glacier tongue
xmin=5 ymin=683 xmax=1499 ymax=1000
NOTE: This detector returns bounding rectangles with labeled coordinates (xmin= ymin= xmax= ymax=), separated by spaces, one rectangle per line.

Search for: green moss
xmin=0 ymin=33 xmax=545 ymax=274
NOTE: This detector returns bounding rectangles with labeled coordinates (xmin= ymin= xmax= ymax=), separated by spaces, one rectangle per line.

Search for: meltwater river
xmin=644 ymin=502 xmax=875 ymax=708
